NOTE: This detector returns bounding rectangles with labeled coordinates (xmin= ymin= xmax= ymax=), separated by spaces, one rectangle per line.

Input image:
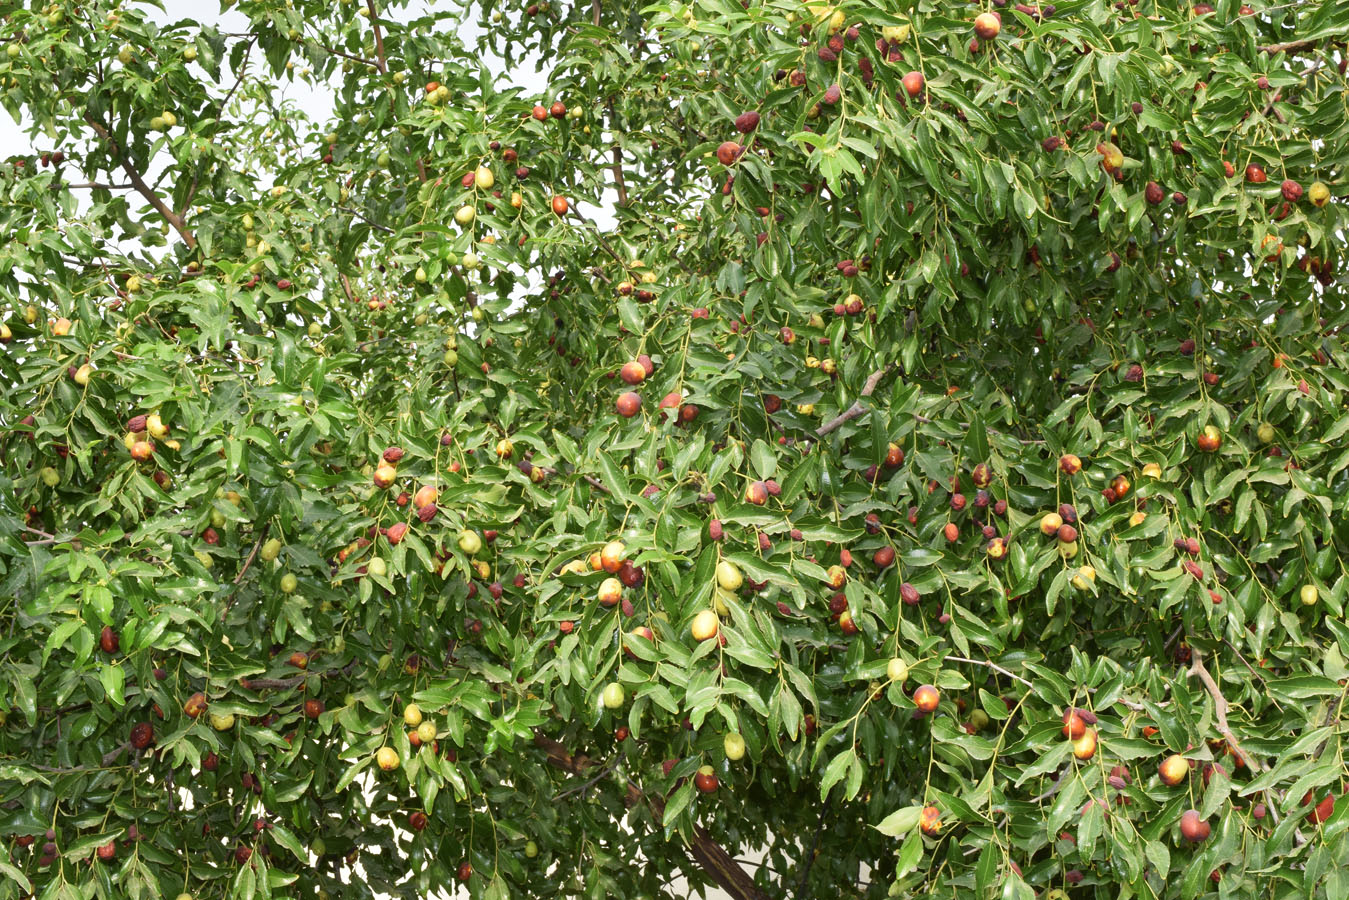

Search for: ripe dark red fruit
xmin=616 ymin=392 xmax=641 ymax=417
xmin=716 ymin=141 xmax=742 ymax=165
xmin=902 ymin=71 xmax=925 ymax=96
xmin=735 ymin=111 xmax=760 ymax=133
xmin=130 ymin=722 xmax=155 ymax=750
xmin=1180 ymin=809 xmax=1211 ymax=842
xmin=100 ymin=625 xmax=119 ymax=654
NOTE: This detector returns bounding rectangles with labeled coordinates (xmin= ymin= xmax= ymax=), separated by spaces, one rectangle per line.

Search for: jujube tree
xmin=1 ymin=0 xmax=1347 ymax=898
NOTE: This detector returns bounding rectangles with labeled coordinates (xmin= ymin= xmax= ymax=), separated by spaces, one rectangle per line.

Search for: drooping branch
xmin=83 ymin=116 xmax=197 ymax=249
xmin=814 ymin=368 xmax=888 ymax=437
xmin=534 ymin=733 xmax=770 ymax=900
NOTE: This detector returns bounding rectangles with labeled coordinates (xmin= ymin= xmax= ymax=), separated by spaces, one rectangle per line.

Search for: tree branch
xmin=83 ymin=116 xmax=197 ymax=249
xmin=815 ymin=368 xmax=887 ymax=437
xmin=365 ymin=0 xmax=389 ymax=73
xmin=607 ymin=101 xmax=629 ymax=208
xmin=534 ymin=733 xmax=769 ymax=900
xmin=1187 ymin=649 xmax=1261 ymax=771
xmin=340 ymin=205 xmax=394 ymax=234
xmin=795 ymin=796 xmax=830 ymax=898
xmin=182 ymin=35 xmax=257 ymax=216
xmin=1258 ymin=39 xmax=1318 ymax=54
xmin=945 ymin=655 xmax=1034 ymax=689
xmin=234 ymin=524 xmax=270 ymax=586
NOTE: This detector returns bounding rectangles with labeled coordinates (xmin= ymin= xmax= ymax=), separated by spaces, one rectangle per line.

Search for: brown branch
xmin=234 ymin=524 xmax=269 ymax=586
xmin=314 ymin=41 xmax=380 ymax=68
xmin=1030 ymin=767 xmax=1067 ymax=803
xmin=1187 ymin=649 xmax=1261 ymax=772
xmin=535 ymin=733 xmax=769 ymax=900
xmin=83 ymin=116 xmax=197 ymax=249
xmin=339 ymin=206 xmax=395 ymax=234
xmin=539 ymin=464 xmax=612 ymax=495
xmin=814 ymin=368 xmax=887 ymax=437
xmin=57 ymin=182 xmax=133 ymax=190
xmin=1258 ymin=39 xmax=1318 ymax=54
xmin=340 ymin=273 xmax=358 ymax=305
xmin=553 ymin=755 xmax=623 ymax=800
xmin=945 ymin=655 xmax=1034 ymax=689
xmin=591 ymin=0 xmax=602 ymax=26
xmin=607 ymin=101 xmax=629 ymax=208
xmin=182 ymin=35 xmax=257 ymax=216
xmin=366 ymin=0 xmax=389 ymax=74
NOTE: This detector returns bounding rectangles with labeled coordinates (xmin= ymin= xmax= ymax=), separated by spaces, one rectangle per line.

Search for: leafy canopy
xmin=1 ymin=0 xmax=1348 ymax=898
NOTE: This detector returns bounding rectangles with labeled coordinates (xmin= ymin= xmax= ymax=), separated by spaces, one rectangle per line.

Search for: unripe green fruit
xmin=259 ymin=538 xmax=282 ymax=561
xmin=40 ymin=466 xmax=60 ymax=487
xmin=723 ymin=732 xmax=746 ymax=761
xmin=368 ymin=557 xmax=387 ymax=577
xmin=887 ymin=658 xmax=909 ymax=683
xmin=1300 ymin=584 xmax=1319 ymax=606
xmin=280 ymin=573 xmax=298 ymax=593
xmin=601 ymin=682 xmax=625 ymax=709
xmin=524 ymin=840 xmax=538 ymax=858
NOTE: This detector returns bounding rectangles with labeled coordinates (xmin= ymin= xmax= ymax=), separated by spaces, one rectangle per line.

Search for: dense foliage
xmin=2 ymin=0 xmax=1348 ymax=897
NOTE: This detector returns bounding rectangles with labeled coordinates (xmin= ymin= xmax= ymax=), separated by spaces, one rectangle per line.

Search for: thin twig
xmin=945 ymin=655 xmax=1034 ymax=689
xmin=339 ymin=206 xmax=394 ymax=234
xmin=1030 ymin=767 xmax=1067 ymax=803
xmin=313 ymin=41 xmax=380 ymax=68
xmin=182 ymin=35 xmax=257 ymax=215
xmin=553 ymin=755 xmax=622 ymax=800
xmin=815 ymin=368 xmax=888 ymax=437
xmin=234 ymin=524 xmax=270 ymax=586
